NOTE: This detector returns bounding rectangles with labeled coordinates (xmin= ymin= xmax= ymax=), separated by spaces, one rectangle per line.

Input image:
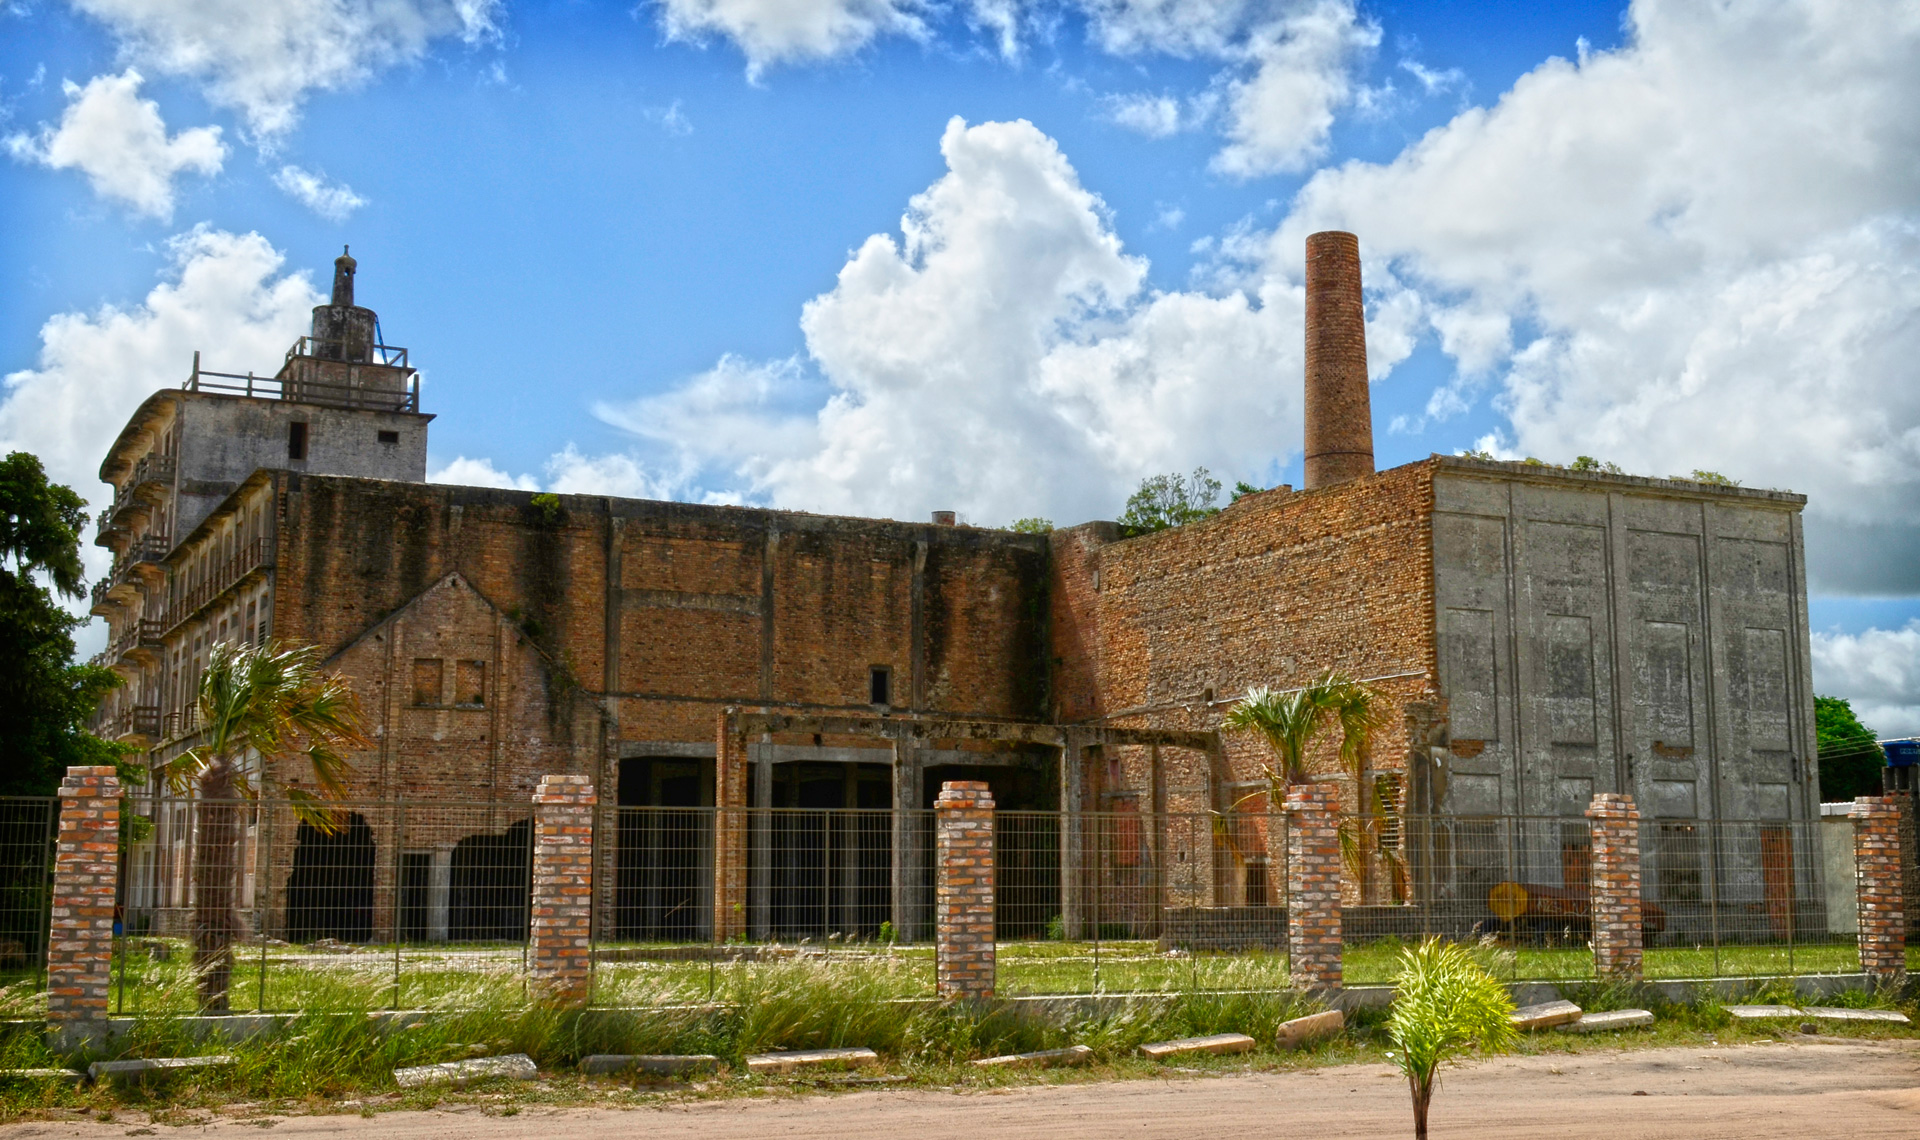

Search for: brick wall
xmin=935 ymin=780 xmax=995 ymax=1000
xmin=48 ymin=767 xmax=120 ymax=1042
xmin=1049 ymin=461 xmax=1439 ymax=817
xmin=1586 ymin=793 xmax=1643 ymax=981
xmin=1851 ymin=796 xmax=1906 ymax=986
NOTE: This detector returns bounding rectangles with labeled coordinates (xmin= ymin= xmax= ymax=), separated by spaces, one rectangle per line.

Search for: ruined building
xmin=92 ymin=237 xmax=1822 ymax=944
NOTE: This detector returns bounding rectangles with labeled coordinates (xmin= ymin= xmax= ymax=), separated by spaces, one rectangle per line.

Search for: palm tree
xmin=1385 ymin=937 xmax=1517 ymax=1140
xmin=163 ymin=640 xmax=367 ymax=1011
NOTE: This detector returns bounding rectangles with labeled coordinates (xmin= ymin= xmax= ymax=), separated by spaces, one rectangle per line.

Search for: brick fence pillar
xmin=935 ymin=781 xmax=995 ymax=1001
xmin=530 ymin=775 xmax=595 ymax=1005
xmin=713 ymin=711 xmax=748 ymax=942
xmin=1285 ymin=782 xmax=1341 ymax=991
xmin=1850 ymin=796 xmax=1906 ymax=987
xmin=1586 ymin=793 xmax=1643 ymax=981
xmin=48 ymin=766 xmax=120 ymax=1049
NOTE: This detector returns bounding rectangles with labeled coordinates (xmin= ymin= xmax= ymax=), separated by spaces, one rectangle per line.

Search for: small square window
xmin=869 ymin=665 xmax=892 ymax=707
xmin=377 ymin=430 xmax=399 ymax=445
xmin=411 ymin=658 xmax=443 ymax=706
xmin=455 ymin=660 xmax=486 ymax=706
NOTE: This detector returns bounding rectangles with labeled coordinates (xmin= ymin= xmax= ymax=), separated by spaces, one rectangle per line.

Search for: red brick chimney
xmin=1303 ymin=231 xmax=1374 ymax=489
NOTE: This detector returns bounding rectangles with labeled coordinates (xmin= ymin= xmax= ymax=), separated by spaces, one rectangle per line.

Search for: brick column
xmin=1850 ymin=796 xmax=1906 ymax=987
xmin=1586 ymin=793 xmax=1643 ymax=981
xmin=530 ymin=775 xmax=595 ymax=1005
xmin=1285 ymin=782 xmax=1341 ymax=991
xmin=935 ymin=781 xmax=995 ymax=1001
xmin=48 ymin=766 xmax=120 ymax=1048
xmin=713 ymin=712 xmax=748 ymax=942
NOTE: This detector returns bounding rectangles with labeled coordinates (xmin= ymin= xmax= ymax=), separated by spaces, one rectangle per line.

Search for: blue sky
xmin=5 ymin=1 xmax=1920 ymax=728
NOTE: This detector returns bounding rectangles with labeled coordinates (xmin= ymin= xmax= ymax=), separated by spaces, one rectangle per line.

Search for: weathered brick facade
xmin=935 ymin=780 xmax=995 ymax=1000
xmin=1586 ymin=793 xmax=1643 ymax=981
xmin=1285 ymin=782 xmax=1341 ymax=991
xmin=48 ymin=767 xmax=120 ymax=1043
xmin=529 ymin=775 xmax=596 ymax=1004
xmin=1850 ymin=796 xmax=1906 ymax=986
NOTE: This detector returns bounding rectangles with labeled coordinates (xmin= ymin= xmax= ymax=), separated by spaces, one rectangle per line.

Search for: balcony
xmin=96 ymin=453 xmax=177 ymax=541
xmin=105 ymin=618 xmax=167 ymax=668
xmin=106 ymin=703 xmax=162 ymax=744
xmin=162 ymin=536 xmax=274 ymax=633
xmin=89 ymin=578 xmax=120 ymax=616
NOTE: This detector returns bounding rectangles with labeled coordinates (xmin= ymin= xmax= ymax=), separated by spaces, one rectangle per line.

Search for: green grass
xmin=89 ymin=935 xmax=1905 ymax=1015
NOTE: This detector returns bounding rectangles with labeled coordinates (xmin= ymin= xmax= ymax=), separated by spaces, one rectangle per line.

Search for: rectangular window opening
xmin=869 ymin=665 xmax=891 ymax=707
xmin=377 ymin=430 xmax=400 ymax=445
xmin=455 ymin=660 xmax=486 ymax=707
xmin=411 ymin=658 xmax=443 ymax=706
xmin=288 ymin=421 xmax=309 ymax=461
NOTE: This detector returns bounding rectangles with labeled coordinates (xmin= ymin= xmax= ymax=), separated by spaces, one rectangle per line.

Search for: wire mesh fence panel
xmin=116 ymin=798 xmax=533 ymax=1014
xmin=591 ymin=807 xmax=935 ymax=1006
xmin=1348 ymin=813 xmax=1603 ymax=985
xmin=1640 ymin=817 xmax=1856 ymax=978
xmin=0 ymin=797 xmax=57 ymax=1008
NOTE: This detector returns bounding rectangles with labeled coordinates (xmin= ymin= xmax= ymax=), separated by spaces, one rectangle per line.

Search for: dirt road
xmin=6 ymin=1040 xmax=1916 ymax=1139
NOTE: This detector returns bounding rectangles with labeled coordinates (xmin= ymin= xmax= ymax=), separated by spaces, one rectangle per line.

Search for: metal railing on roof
xmin=186 ymin=347 xmax=420 ymax=414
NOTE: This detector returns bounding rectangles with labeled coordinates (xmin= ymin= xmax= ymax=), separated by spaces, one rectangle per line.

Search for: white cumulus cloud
xmin=5 ymin=69 xmax=224 ymax=219
xmin=656 ymin=0 xmax=929 ymax=76
xmin=273 ymin=164 xmax=366 ymax=220
xmin=0 ymin=226 xmax=320 ymax=540
xmin=1813 ymin=623 xmax=1920 ymax=739
xmin=1266 ymin=0 xmax=1920 ymax=592
xmin=487 ymin=116 xmax=1349 ymax=526
xmin=70 ymin=0 xmax=502 ymax=138
xmin=427 ymin=455 xmax=538 ymax=491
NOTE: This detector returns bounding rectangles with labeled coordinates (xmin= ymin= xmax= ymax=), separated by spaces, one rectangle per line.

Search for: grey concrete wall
xmin=1430 ymin=460 xmax=1818 ymax=922
xmin=173 ymin=392 xmax=429 ymax=537
xmin=1820 ymin=803 xmax=1859 ymax=934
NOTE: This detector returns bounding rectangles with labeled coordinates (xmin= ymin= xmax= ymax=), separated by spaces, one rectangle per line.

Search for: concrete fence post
xmin=48 ymin=766 xmax=120 ymax=1050
xmin=1284 ymin=782 xmax=1341 ymax=991
xmin=1586 ymin=793 xmax=1643 ymax=981
xmin=530 ymin=774 xmax=595 ymax=1005
xmin=935 ymin=780 xmax=995 ymax=1001
xmin=1850 ymin=795 xmax=1906 ymax=987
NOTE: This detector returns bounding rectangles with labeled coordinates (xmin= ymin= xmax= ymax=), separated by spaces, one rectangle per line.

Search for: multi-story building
xmin=93 ymin=237 xmax=1822 ymax=946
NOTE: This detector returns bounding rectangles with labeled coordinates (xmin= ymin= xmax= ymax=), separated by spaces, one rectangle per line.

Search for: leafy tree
xmin=1230 ymin=480 xmax=1263 ymax=502
xmin=1569 ymin=456 xmax=1625 ymax=474
xmin=0 ymin=451 xmax=125 ymax=797
xmin=1815 ymin=695 xmax=1885 ymax=801
xmin=163 ymin=640 xmax=367 ymax=1010
xmin=1008 ymin=517 xmax=1054 ymax=534
xmin=1118 ymin=467 xmax=1222 ymax=534
xmin=1384 ymin=938 xmax=1517 ymax=1140
xmin=1685 ymin=469 xmax=1739 ymax=486
xmin=1224 ymin=670 xmax=1382 ymax=789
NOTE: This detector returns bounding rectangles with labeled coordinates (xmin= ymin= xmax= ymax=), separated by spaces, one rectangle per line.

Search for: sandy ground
xmin=4 ymin=1040 xmax=1916 ymax=1139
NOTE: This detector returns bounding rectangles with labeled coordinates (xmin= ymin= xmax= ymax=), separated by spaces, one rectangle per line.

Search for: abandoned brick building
xmin=91 ymin=236 xmax=1823 ymax=945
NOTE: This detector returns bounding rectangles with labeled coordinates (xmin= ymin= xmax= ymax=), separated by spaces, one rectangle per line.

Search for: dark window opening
xmin=287 ymin=813 xmax=376 ymax=942
xmin=399 ymin=852 xmax=432 ymax=942
xmin=288 ymin=421 xmax=309 ymax=460
xmin=377 ymin=430 xmax=400 ymax=445
xmin=1244 ymin=860 xmax=1270 ymax=906
xmin=869 ymin=665 xmax=891 ymax=707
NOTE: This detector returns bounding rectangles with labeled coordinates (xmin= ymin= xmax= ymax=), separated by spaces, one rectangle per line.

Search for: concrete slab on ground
xmin=88 ymin=1056 xmax=234 ymax=1082
xmin=393 ymin=1055 xmax=537 ymax=1089
xmin=1510 ymin=1001 xmax=1583 ymax=1030
xmin=1275 ymin=1010 xmax=1343 ymax=1049
xmin=0 ymin=1068 xmax=82 ymax=1081
xmin=1560 ymin=1009 xmax=1653 ymax=1033
xmin=1803 ymin=1007 xmax=1910 ymax=1025
xmin=745 ymin=1048 xmax=879 ymax=1075
xmin=1139 ymin=1034 xmax=1255 ymax=1060
xmin=971 ymin=1046 xmax=1093 ymax=1069
xmin=579 ymin=1054 xmax=722 ymax=1077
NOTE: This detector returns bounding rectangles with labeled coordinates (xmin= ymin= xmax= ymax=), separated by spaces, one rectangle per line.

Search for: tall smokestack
xmin=1302 ymin=231 xmax=1374 ymax=489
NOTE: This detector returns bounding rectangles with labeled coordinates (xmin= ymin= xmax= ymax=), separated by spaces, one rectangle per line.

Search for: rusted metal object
xmin=1487 ymin=881 xmax=1667 ymax=936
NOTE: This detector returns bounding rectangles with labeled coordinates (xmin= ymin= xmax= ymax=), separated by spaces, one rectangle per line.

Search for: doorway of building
xmin=615 ymin=757 xmax=711 ymax=941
